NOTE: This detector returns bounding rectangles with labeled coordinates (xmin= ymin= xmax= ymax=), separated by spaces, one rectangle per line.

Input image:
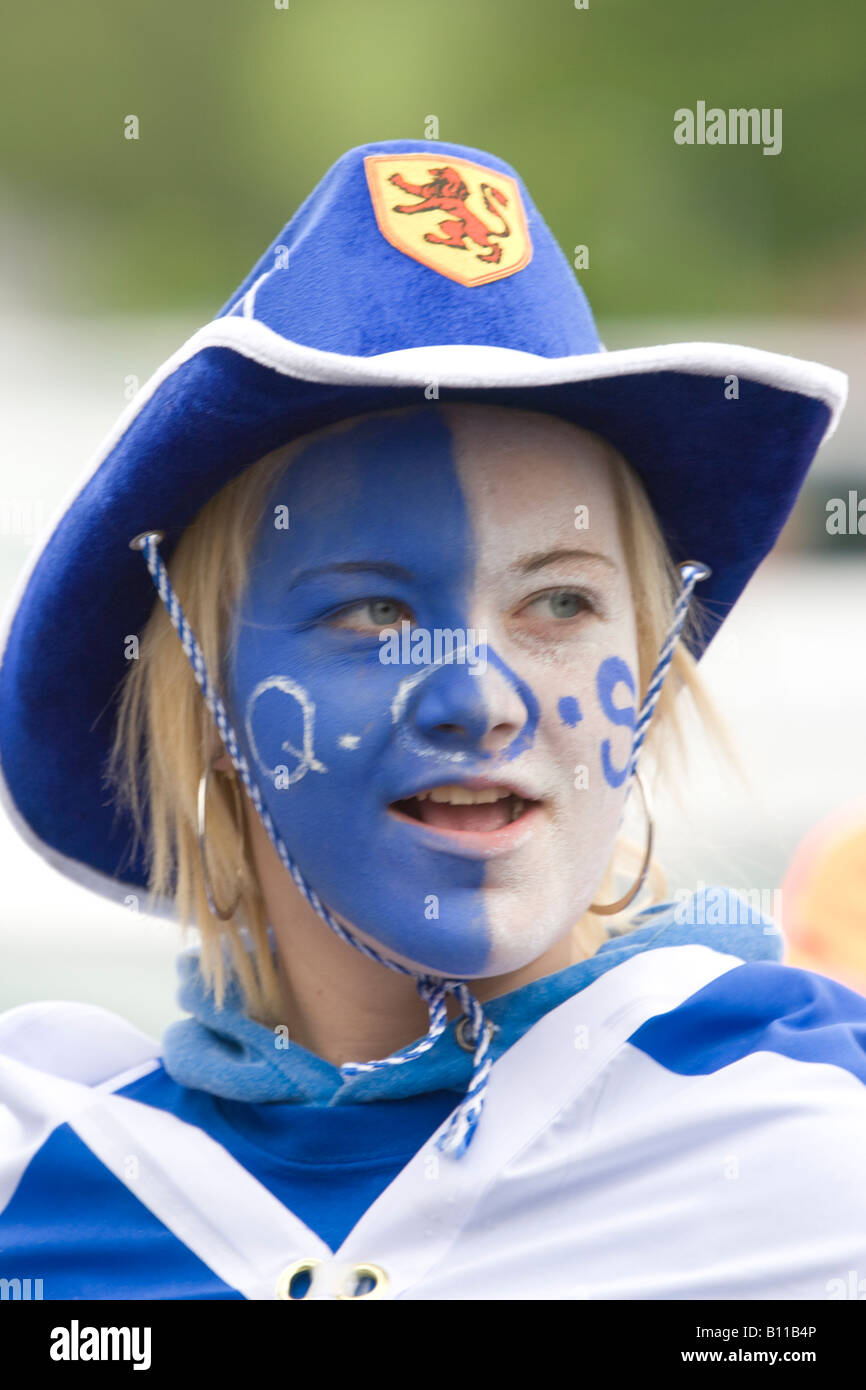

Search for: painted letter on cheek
xmin=596 ymin=656 xmax=636 ymax=789
xmin=557 ymin=695 xmax=582 ymax=728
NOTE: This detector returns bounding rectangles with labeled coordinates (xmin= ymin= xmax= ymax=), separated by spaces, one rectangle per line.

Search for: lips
xmin=391 ymin=782 xmax=539 ymax=834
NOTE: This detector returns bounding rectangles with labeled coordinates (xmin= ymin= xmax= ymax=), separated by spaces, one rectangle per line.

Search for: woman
xmin=0 ymin=139 xmax=863 ymax=1302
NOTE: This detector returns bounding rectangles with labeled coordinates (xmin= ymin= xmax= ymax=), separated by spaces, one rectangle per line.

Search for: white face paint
xmin=225 ymin=404 xmax=640 ymax=979
xmin=438 ymin=406 xmax=640 ymax=972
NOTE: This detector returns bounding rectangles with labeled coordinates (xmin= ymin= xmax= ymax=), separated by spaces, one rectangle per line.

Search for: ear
xmin=211 ymin=748 xmax=234 ymax=774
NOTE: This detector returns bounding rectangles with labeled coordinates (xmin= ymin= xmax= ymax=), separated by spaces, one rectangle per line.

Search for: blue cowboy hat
xmin=0 ymin=138 xmax=847 ymax=911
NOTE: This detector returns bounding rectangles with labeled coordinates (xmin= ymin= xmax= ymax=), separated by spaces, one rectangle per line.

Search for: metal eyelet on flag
xmin=335 ymin=1262 xmax=390 ymax=1300
xmin=455 ymin=1016 xmax=496 ymax=1053
xmin=276 ymin=1257 xmax=323 ymax=1300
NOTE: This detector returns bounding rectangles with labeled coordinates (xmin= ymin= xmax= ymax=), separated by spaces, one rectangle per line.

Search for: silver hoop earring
xmin=588 ymin=772 xmax=654 ymax=916
xmin=197 ymin=757 xmax=244 ymax=921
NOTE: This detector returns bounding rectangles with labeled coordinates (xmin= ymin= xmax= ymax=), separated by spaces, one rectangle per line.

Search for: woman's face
xmin=224 ymin=403 xmax=640 ymax=978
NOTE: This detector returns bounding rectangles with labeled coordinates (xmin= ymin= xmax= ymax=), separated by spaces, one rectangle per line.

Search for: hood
xmin=161 ymin=886 xmax=784 ymax=1105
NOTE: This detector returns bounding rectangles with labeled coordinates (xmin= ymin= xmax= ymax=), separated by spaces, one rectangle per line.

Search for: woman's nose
xmin=404 ymin=658 xmax=532 ymax=757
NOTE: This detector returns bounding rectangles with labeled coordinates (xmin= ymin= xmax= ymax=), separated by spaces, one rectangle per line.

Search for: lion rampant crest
xmin=364 ymin=154 xmax=533 ymax=287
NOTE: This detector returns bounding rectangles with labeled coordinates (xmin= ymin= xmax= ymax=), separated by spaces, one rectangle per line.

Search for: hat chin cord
xmin=130 ymin=530 xmax=709 ymax=1159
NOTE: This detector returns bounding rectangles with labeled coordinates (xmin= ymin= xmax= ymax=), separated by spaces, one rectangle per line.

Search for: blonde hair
xmin=106 ymin=407 xmax=730 ymax=1023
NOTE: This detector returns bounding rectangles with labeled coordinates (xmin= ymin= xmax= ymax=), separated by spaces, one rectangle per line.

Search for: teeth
xmin=510 ymin=797 xmax=525 ymax=822
xmin=417 ymin=784 xmax=516 ymax=806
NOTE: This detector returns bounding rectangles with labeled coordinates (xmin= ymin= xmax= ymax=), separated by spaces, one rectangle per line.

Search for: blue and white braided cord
xmin=139 ymin=533 xmax=489 ymax=1157
xmin=134 ymin=533 xmax=708 ymax=1159
xmin=628 ymin=561 xmax=710 ymax=780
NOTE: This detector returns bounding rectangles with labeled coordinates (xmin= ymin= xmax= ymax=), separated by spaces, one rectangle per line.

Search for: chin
xmin=479 ymin=880 xmax=594 ymax=977
xmin=328 ymin=877 xmax=588 ymax=982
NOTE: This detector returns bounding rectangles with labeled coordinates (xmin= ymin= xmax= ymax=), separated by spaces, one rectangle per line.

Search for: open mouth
xmin=390 ymin=783 xmax=540 ymax=834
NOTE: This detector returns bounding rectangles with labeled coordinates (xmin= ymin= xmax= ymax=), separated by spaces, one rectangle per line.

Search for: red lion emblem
xmin=388 ymin=166 xmax=511 ymax=265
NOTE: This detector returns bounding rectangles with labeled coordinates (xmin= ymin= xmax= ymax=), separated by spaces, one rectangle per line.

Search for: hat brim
xmin=0 ymin=317 xmax=846 ymax=912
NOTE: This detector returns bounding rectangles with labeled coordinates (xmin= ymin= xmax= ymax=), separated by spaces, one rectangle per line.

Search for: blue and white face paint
xmin=223 ymin=404 xmax=639 ymax=978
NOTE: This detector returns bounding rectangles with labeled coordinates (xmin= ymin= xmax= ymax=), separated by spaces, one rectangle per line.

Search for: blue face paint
xmin=224 ymin=407 xmax=537 ymax=977
xmin=596 ymin=655 xmax=636 ymax=788
xmin=557 ymin=695 xmax=582 ymax=728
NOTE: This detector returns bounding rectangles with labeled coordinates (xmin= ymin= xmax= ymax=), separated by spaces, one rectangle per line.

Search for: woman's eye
xmin=524 ymin=590 xmax=593 ymax=620
xmin=331 ymin=598 xmax=413 ymax=631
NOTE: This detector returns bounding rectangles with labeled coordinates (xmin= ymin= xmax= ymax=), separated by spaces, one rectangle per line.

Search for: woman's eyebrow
xmin=287 ymin=560 xmax=416 ymax=590
xmin=515 ymin=547 xmax=619 ymax=574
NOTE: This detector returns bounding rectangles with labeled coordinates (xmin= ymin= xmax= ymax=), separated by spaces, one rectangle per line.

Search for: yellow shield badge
xmin=364 ymin=153 xmax=533 ymax=288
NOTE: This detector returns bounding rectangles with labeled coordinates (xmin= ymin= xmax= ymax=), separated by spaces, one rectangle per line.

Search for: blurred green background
xmin=1 ymin=0 xmax=864 ymax=1031
xmin=1 ymin=0 xmax=864 ymax=318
